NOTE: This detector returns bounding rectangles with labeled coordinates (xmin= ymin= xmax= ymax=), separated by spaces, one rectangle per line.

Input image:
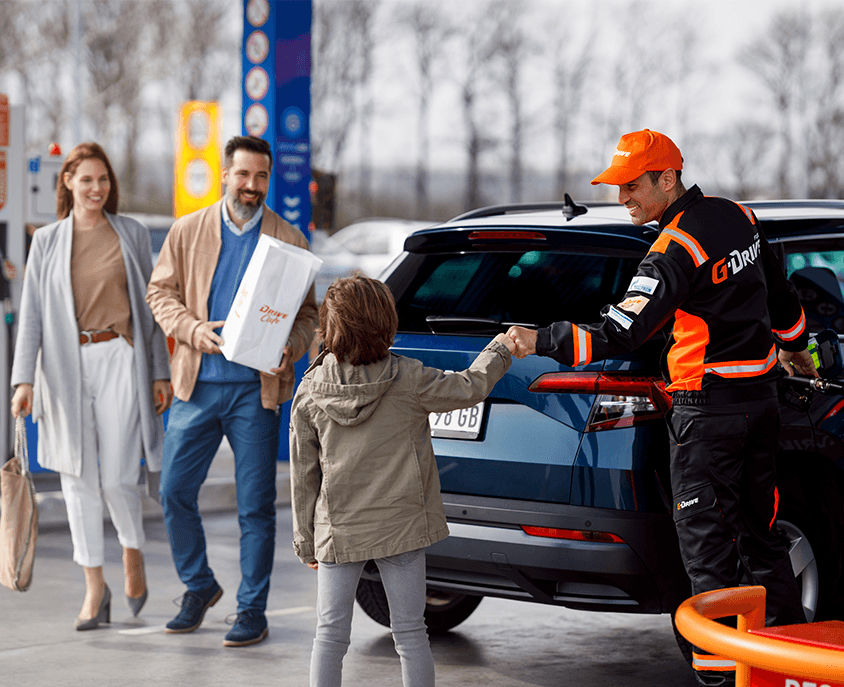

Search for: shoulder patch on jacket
xmin=617 ymin=296 xmax=649 ymax=315
xmin=607 ymin=306 xmax=633 ymax=330
xmin=629 ymin=276 xmax=659 ymax=295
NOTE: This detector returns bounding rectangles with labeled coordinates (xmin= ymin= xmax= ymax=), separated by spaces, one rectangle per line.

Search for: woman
xmin=10 ymin=142 xmax=172 ymax=630
xmin=290 ymin=275 xmax=513 ymax=686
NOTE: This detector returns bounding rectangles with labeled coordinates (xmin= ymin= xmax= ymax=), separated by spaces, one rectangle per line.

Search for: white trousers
xmin=60 ymin=336 xmax=144 ymax=567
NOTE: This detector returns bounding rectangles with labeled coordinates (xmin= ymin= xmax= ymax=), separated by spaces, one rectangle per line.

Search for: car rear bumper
xmin=422 ymin=495 xmax=690 ymax=615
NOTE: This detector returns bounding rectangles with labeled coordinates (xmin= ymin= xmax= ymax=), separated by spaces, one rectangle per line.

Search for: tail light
xmin=528 ymin=371 xmax=672 ymax=431
xmin=521 ymin=525 xmax=625 ymax=544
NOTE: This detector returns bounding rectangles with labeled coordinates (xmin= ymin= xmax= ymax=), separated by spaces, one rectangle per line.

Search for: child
xmin=290 ymin=274 xmax=514 ymax=687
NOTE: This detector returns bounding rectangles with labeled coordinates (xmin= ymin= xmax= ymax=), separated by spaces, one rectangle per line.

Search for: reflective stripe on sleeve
xmin=774 ymin=309 xmax=806 ymax=342
xmin=572 ymin=325 xmax=592 ymax=366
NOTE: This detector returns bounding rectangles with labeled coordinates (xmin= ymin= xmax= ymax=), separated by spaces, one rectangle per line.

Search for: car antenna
xmin=562 ymin=194 xmax=588 ymax=221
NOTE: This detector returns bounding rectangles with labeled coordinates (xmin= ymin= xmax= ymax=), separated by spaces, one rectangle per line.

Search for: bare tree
xmin=169 ymin=0 xmax=237 ymax=102
xmin=594 ymin=1 xmax=685 ymax=168
xmin=487 ymin=0 xmax=537 ymax=203
xmin=548 ymin=11 xmax=595 ymax=199
xmin=0 ymin=1 xmax=26 ymax=75
xmin=608 ymin=3 xmax=669 ymax=133
xmin=312 ymin=0 xmax=380 ymax=177
xmin=449 ymin=1 xmax=501 ymax=210
xmin=82 ymin=0 xmax=152 ymax=202
xmin=807 ymin=8 xmax=844 ymax=198
xmin=396 ymin=1 xmax=454 ymax=218
xmin=727 ymin=121 xmax=775 ymax=200
xmin=741 ymin=9 xmax=812 ymax=198
xmin=4 ymin=0 xmax=73 ymax=150
xmin=351 ymin=1 xmax=380 ymax=217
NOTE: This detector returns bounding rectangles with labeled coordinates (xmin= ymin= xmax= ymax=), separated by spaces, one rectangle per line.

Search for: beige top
xmin=70 ymin=218 xmax=133 ymax=346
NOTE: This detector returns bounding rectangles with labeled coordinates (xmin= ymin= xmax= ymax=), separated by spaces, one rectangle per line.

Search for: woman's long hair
xmin=56 ymin=142 xmax=120 ymax=220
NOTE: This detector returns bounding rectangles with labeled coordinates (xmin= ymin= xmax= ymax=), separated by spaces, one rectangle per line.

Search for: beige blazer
xmin=146 ymin=200 xmax=318 ymax=409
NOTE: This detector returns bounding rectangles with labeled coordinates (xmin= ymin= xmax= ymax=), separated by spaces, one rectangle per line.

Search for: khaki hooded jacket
xmin=290 ymin=340 xmax=512 ymax=565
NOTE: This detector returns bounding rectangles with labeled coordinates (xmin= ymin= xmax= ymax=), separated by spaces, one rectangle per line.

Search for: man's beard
xmin=229 ymin=189 xmax=264 ymax=220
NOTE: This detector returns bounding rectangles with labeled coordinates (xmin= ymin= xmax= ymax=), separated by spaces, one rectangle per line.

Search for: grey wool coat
xmin=290 ymin=340 xmax=512 ymax=566
xmin=10 ymin=213 xmax=171 ymax=477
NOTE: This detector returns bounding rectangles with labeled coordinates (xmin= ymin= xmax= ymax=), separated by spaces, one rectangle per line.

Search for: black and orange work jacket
xmin=536 ymin=185 xmax=808 ymax=392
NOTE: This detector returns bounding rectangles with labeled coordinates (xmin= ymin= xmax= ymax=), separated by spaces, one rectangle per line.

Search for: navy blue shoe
xmin=223 ymin=609 xmax=268 ymax=647
xmin=165 ymin=581 xmax=223 ymax=634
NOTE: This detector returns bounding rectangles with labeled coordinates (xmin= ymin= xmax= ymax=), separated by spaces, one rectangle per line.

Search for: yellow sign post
xmin=174 ymin=102 xmax=222 ymax=217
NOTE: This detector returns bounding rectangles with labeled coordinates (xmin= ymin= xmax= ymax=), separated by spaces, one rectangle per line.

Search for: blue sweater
xmin=197 ymin=216 xmax=262 ymax=383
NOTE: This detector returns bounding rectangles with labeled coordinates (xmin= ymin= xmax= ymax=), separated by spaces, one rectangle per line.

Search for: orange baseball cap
xmin=591 ymin=129 xmax=683 ymax=185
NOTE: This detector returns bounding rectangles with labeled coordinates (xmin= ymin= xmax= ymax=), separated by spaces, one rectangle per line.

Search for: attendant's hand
xmin=192 ymin=320 xmax=226 ymax=354
xmin=11 ymin=383 xmax=33 ymax=419
xmin=153 ymin=380 xmax=173 ymax=415
xmin=493 ymin=332 xmax=516 ymax=354
xmin=269 ymin=345 xmax=292 ymax=376
xmin=506 ymin=326 xmax=537 ymax=359
xmin=307 ymin=561 xmax=318 ymax=570
xmin=778 ymin=348 xmax=819 ymax=378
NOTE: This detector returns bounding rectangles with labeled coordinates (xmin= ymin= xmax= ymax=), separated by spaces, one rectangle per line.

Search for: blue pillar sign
xmin=241 ymin=0 xmax=312 ymax=235
xmin=241 ymin=0 xmax=312 ymax=461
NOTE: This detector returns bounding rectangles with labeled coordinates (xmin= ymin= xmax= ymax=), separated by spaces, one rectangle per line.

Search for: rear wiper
xmin=425 ymin=316 xmax=536 ymax=335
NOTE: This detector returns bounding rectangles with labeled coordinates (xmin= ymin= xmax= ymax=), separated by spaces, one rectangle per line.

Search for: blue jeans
xmin=311 ymin=549 xmax=434 ymax=687
xmin=160 ymin=381 xmax=280 ymax=612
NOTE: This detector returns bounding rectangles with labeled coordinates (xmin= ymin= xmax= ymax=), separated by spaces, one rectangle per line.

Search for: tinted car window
xmin=393 ymin=250 xmax=640 ymax=333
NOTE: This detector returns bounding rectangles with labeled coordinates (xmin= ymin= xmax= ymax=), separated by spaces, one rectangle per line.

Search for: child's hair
xmin=318 ymin=274 xmax=398 ymax=365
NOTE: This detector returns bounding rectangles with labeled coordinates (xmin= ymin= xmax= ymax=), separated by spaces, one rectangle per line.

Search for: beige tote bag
xmin=0 ymin=417 xmax=38 ymax=591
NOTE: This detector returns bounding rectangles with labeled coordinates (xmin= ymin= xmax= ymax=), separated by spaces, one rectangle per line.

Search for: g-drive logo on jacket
xmin=535 ymin=185 xmax=808 ymax=392
xmin=711 ymin=234 xmax=761 ymax=284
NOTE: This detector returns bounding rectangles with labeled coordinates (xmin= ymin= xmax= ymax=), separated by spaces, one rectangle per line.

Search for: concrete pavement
xmin=8 ymin=441 xmax=694 ymax=686
xmin=2 ymin=507 xmax=695 ymax=687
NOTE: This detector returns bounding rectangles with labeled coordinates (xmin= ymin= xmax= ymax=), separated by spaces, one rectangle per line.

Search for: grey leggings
xmin=310 ymin=548 xmax=435 ymax=687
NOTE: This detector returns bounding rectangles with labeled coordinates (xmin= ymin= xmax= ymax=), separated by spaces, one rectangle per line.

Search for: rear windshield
xmin=388 ymin=250 xmax=641 ymax=333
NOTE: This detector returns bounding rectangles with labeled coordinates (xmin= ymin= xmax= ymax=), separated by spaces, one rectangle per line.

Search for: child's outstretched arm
xmin=415 ymin=335 xmax=513 ymax=415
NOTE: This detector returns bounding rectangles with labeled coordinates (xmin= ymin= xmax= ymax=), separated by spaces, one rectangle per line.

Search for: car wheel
xmin=423 ymin=589 xmax=483 ymax=634
xmin=355 ymin=578 xmax=392 ymax=627
xmin=355 ymin=578 xmax=483 ymax=633
xmin=776 ymin=461 xmax=844 ymax=621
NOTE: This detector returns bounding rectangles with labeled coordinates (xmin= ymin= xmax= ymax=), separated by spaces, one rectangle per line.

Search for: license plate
xmin=430 ymin=402 xmax=485 ymax=439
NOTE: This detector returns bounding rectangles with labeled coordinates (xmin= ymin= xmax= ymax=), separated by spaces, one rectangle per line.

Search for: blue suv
xmin=354 ymin=197 xmax=844 ymax=662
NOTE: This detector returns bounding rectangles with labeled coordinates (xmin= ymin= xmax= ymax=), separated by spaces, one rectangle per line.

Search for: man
xmin=147 ymin=135 xmax=318 ymax=647
xmin=507 ymin=129 xmax=815 ymax=686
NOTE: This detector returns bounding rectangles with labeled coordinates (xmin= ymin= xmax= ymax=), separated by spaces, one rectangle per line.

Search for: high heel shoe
xmin=126 ymin=582 xmax=148 ymax=617
xmin=125 ymin=557 xmax=148 ymax=617
xmin=75 ymin=584 xmax=111 ymax=631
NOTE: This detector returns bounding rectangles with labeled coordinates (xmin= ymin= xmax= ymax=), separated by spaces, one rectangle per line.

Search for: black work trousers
xmin=668 ymin=393 xmax=805 ymax=685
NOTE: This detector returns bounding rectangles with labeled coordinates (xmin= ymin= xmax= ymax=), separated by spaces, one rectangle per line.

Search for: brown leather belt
xmin=79 ymin=330 xmax=119 ymax=345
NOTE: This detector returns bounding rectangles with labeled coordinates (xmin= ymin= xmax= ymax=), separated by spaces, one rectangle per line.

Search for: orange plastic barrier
xmin=674 ymin=585 xmax=844 ymax=687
